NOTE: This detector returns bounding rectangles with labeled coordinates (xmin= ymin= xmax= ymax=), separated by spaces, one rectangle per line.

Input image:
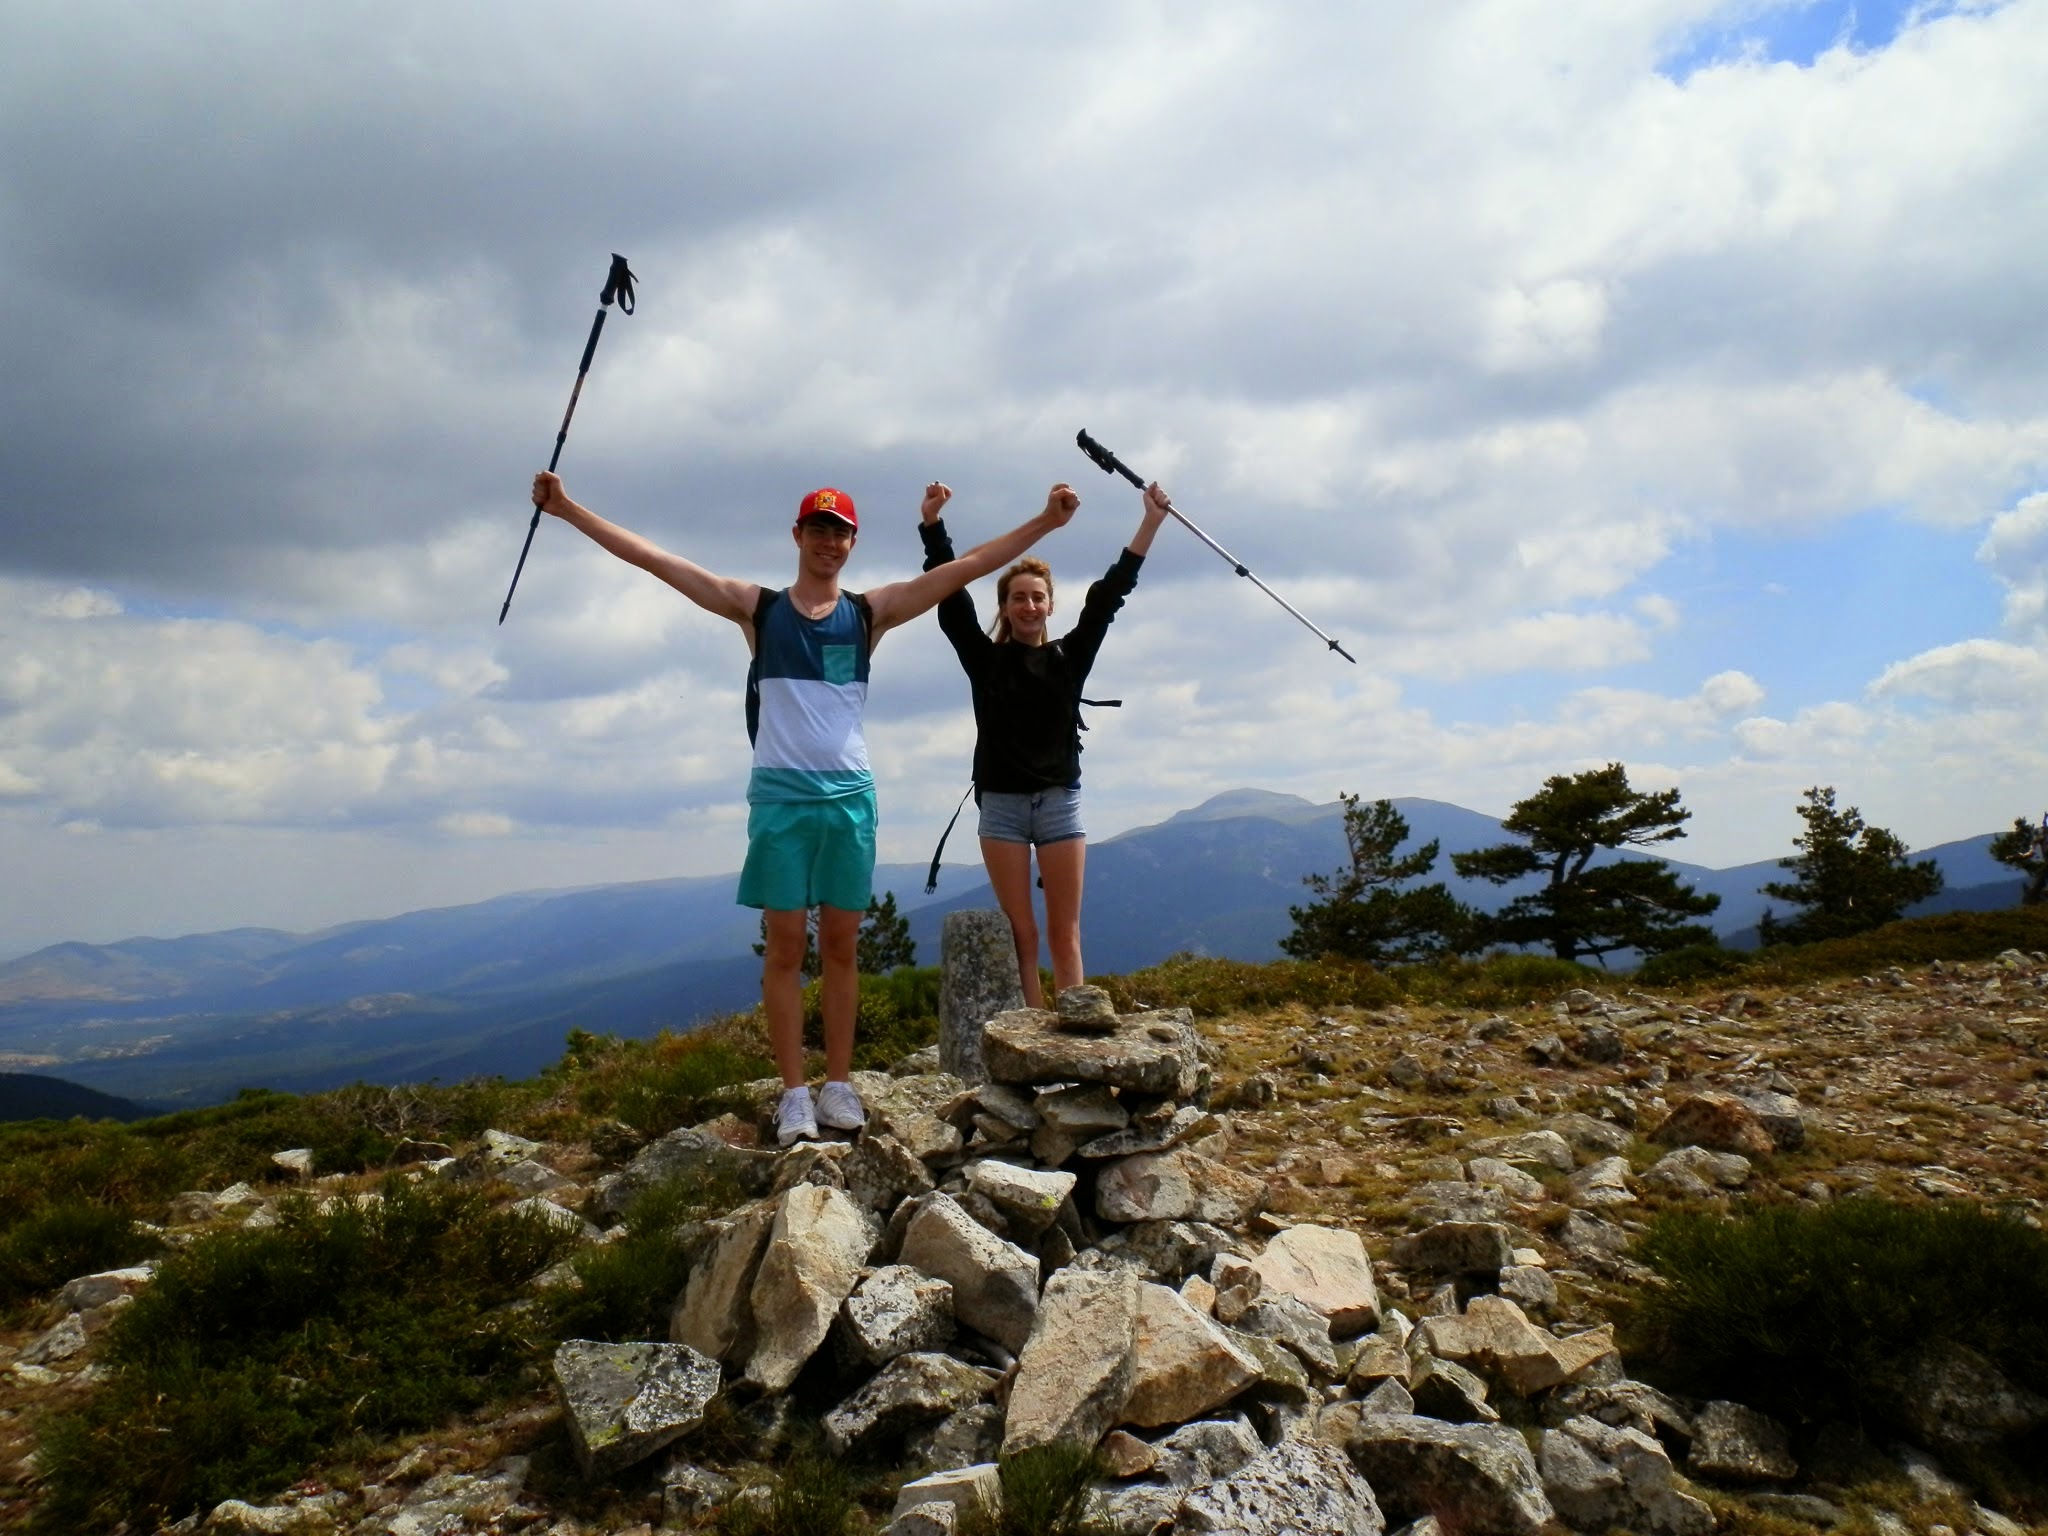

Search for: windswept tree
xmin=1451 ymin=763 xmax=1721 ymax=965
xmin=1283 ymin=794 xmax=1477 ymax=965
xmin=1989 ymin=814 xmax=2048 ymax=907
xmin=1758 ymin=787 xmax=1943 ymax=945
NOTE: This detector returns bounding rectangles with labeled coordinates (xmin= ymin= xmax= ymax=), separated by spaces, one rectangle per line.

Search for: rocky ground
xmin=2 ymin=950 xmax=2046 ymax=1536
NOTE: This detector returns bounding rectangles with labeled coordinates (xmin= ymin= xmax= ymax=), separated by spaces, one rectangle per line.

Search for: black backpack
xmin=745 ymin=587 xmax=874 ymax=745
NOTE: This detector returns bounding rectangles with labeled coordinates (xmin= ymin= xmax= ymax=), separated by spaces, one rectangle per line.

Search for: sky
xmin=4 ymin=0 xmax=2047 ymax=959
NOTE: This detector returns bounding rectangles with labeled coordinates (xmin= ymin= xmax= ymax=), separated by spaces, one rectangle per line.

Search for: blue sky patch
xmin=1660 ymin=1 xmax=1967 ymax=82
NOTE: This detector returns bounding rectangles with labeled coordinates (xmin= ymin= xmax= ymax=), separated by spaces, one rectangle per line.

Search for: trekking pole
xmin=498 ymin=254 xmax=639 ymax=624
xmin=1075 ymin=429 xmax=1356 ymax=662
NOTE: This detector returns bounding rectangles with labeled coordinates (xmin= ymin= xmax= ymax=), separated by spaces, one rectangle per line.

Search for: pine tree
xmin=1757 ymin=786 xmax=1944 ymax=945
xmin=752 ymin=892 xmax=917 ymax=977
xmin=1450 ymin=762 xmax=1720 ymax=965
xmin=1989 ymin=814 xmax=2048 ymax=907
xmin=1282 ymin=795 xmax=1476 ymax=965
xmin=857 ymin=890 xmax=917 ymax=973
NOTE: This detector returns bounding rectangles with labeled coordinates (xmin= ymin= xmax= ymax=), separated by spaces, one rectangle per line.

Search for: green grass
xmin=30 ymin=1176 xmax=578 ymax=1532
xmin=714 ymin=1445 xmax=865 ymax=1536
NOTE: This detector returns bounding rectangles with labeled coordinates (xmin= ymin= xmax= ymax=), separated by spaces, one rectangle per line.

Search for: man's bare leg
xmin=816 ymin=904 xmax=863 ymax=1080
xmin=761 ymin=907 xmax=811 ymax=1087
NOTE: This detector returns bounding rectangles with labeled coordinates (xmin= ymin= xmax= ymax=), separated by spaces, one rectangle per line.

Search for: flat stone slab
xmin=982 ymin=1007 xmax=1203 ymax=1097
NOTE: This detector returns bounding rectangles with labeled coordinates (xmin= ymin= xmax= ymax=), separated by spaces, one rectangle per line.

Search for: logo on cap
xmin=798 ymin=488 xmax=858 ymax=531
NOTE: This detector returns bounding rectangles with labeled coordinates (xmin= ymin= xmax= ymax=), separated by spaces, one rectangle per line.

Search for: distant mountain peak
xmin=1166 ymin=789 xmax=1327 ymax=823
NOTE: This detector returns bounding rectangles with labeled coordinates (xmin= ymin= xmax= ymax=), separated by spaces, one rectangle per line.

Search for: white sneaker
xmin=775 ymin=1086 xmax=819 ymax=1147
xmin=816 ymin=1079 xmax=867 ymax=1132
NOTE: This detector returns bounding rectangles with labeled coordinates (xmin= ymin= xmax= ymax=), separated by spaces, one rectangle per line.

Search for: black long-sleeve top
xmin=919 ymin=518 xmax=1143 ymax=794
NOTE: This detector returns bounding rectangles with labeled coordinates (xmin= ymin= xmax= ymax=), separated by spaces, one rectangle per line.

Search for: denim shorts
xmin=978 ymin=787 xmax=1085 ymax=847
xmin=736 ymin=790 xmax=878 ymax=911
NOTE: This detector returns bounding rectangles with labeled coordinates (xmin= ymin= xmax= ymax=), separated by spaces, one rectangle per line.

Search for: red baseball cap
xmin=797 ymin=487 xmax=857 ymax=531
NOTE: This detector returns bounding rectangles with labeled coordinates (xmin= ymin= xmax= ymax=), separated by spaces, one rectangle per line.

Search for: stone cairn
xmin=539 ymin=948 xmax=1723 ymax=1536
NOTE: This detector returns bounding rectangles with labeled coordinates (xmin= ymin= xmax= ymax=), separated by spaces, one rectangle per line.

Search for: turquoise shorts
xmin=737 ymin=791 xmax=878 ymax=912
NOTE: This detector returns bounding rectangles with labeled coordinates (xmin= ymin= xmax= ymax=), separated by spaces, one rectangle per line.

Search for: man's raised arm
xmin=867 ymin=482 xmax=1080 ymax=639
xmin=531 ymin=472 xmax=758 ymax=625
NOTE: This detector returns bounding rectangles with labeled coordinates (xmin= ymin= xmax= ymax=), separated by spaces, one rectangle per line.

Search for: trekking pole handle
xmin=1076 ymin=429 xmax=1146 ymax=489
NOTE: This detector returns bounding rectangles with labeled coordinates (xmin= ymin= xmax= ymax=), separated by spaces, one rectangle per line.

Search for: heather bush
xmin=1627 ymin=1198 xmax=2048 ymax=1430
xmin=32 ymin=1175 xmax=577 ymax=1532
xmin=959 ymin=1442 xmax=1115 ymax=1536
xmin=568 ymin=1022 xmax=773 ymax=1136
xmin=536 ymin=1170 xmax=741 ymax=1343
xmin=0 ymin=1200 xmax=161 ymax=1313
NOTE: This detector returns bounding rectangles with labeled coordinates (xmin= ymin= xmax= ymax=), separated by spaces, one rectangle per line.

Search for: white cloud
xmin=1871 ymin=638 xmax=2048 ymax=710
xmin=438 ymin=811 xmax=516 ymax=838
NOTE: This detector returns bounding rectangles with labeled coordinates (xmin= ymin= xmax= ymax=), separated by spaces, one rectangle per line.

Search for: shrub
xmin=570 ymin=1024 xmax=774 ymax=1136
xmin=1636 ymin=942 xmax=1749 ymax=988
xmin=1626 ymin=1198 xmax=2048 ymax=1432
xmin=31 ymin=1176 xmax=578 ymax=1532
xmin=536 ymin=1171 xmax=740 ymax=1344
xmin=960 ymin=1442 xmax=1115 ymax=1536
xmin=0 ymin=1200 xmax=161 ymax=1312
xmin=714 ymin=1447 xmax=863 ymax=1536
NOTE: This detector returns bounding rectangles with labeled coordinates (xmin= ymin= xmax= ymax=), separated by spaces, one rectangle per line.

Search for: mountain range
xmin=0 ymin=789 xmax=2019 ymax=1110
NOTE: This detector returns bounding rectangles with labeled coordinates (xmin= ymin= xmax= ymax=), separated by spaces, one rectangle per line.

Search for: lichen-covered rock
xmin=836 ymin=1264 xmax=957 ymax=1368
xmin=899 ymin=1193 xmax=1042 ymax=1353
xmin=745 ymin=1185 xmax=877 ymax=1392
xmin=1890 ymin=1340 xmax=2048 ymax=1451
xmin=595 ymin=1125 xmax=777 ymax=1218
xmin=823 ymin=1352 xmax=997 ymax=1458
xmin=553 ymin=1341 xmax=720 ymax=1477
xmin=1004 ymin=1266 xmax=1140 ymax=1453
xmin=843 ymin=1133 xmax=936 ymax=1212
xmin=1688 ymin=1399 xmax=1798 ymax=1482
xmin=966 ymin=1160 xmax=1076 ymax=1238
xmin=1325 ymin=1410 xmax=1554 ymax=1536
xmin=1388 ymin=1221 xmax=1515 ymax=1277
xmin=941 ymin=909 xmax=1026 ymax=1082
xmin=1172 ymin=1437 xmax=1384 ymax=1535
xmin=983 ymin=1006 xmax=1203 ymax=1098
xmin=1540 ymin=1415 xmax=1713 ymax=1536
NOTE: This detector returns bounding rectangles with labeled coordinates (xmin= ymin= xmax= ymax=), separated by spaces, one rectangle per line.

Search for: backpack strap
xmin=925 ymin=780 xmax=976 ymax=894
xmin=744 ymin=587 xmax=782 ymax=747
xmin=848 ymin=590 xmax=874 ymax=654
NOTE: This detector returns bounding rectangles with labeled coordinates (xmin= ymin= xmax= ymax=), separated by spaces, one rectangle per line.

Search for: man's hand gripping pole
xmin=1075 ymin=429 xmax=1356 ymax=663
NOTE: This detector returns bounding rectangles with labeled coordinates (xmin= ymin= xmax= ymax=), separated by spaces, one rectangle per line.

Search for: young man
xmin=528 ymin=470 xmax=1081 ymax=1144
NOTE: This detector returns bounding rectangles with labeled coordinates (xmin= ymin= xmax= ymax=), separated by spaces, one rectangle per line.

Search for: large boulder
xmin=596 ymin=1125 xmax=776 ymax=1218
xmin=1097 ymin=1149 xmax=1264 ymax=1226
xmin=1249 ymin=1224 xmax=1380 ymax=1336
xmin=1648 ymin=1093 xmax=1776 ymax=1158
xmin=899 ymin=1193 xmax=1042 ymax=1354
xmin=1324 ymin=1410 xmax=1555 ymax=1536
xmin=836 ymin=1265 xmax=957 ymax=1369
xmin=1172 ymin=1437 xmax=1384 ymax=1535
xmin=1124 ymin=1282 xmax=1262 ymax=1428
xmin=1004 ymin=1266 xmax=1141 ymax=1454
xmin=745 ymin=1185 xmax=877 ymax=1392
xmin=670 ymin=1200 xmax=776 ymax=1364
xmin=1540 ymin=1415 xmax=1713 ymax=1536
xmin=822 ymin=1352 xmax=997 ymax=1458
xmin=552 ymin=1341 xmax=721 ymax=1477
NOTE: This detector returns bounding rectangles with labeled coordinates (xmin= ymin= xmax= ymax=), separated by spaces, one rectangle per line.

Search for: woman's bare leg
xmin=980 ymin=836 xmax=1044 ymax=1008
xmin=1037 ymin=836 xmax=1087 ymax=994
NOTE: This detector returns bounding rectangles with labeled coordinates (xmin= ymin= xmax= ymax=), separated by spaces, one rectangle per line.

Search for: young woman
xmin=919 ymin=481 xmax=1171 ymax=1006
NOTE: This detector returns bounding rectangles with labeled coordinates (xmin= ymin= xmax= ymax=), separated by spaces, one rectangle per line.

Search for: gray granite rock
xmin=1172 ymin=1437 xmax=1384 ymax=1535
xmin=1540 ymin=1415 xmax=1713 ymax=1536
xmin=823 ymin=1351 xmax=997 ymax=1458
xmin=836 ymin=1264 xmax=957 ymax=1368
xmin=1326 ymin=1411 xmax=1554 ymax=1536
xmin=1688 ymin=1399 xmax=1797 ymax=1482
xmin=552 ymin=1341 xmax=720 ymax=1477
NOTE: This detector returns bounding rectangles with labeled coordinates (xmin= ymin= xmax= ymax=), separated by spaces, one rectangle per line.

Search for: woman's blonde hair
xmin=993 ymin=558 xmax=1055 ymax=643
